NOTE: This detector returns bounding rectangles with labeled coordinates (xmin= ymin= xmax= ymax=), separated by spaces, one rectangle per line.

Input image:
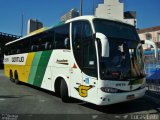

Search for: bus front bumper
xmin=96 ymin=87 xmax=146 ymax=105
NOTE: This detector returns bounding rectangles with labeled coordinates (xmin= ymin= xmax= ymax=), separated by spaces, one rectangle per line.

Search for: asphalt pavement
xmin=0 ymin=70 xmax=160 ymax=120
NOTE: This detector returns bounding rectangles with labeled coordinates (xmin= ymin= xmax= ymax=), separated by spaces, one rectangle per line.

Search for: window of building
xmin=146 ymin=33 xmax=152 ymax=40
xmin=158 ymin=33 xmax=160 ymax=42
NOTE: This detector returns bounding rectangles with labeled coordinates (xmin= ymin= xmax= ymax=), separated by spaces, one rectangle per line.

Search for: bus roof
xmin=5 ymin=15 xmax=133 ymax=46
xmin=65 ymin=15 xmax=132 ymax=26
xmin=5 ymin=21 xmax=65 ymax=46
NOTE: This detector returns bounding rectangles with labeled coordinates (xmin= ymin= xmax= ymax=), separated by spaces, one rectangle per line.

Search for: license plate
xmin=127 ymin=94 xmax=135 ymax=100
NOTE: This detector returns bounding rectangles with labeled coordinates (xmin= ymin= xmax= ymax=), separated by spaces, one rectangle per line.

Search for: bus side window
xmin=54 ymin=24 xmax=70 ymax=49
xmin=10 ymin=43 xmax=17 ymax=55
xmin=38 ymin=31 xmax=53 ymax=51
xmin=30 ymin=35 xmax=41 ymax=52
xmin=4 ymin=46 xmax=8 ymax=55
xmin=31 ymin=45 xmax=39 ymax=51
xmin=4 ymin=45 xmax=9 ymax=55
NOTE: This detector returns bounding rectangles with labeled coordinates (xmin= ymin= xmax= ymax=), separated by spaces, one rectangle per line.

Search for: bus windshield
xmin=93 ymin=19 xmax=139 ymax=41
xmin=93 ymin=19 xmax=145 ymax=80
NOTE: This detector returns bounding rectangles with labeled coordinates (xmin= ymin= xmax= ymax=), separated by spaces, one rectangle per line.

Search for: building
xmin=95 ymin=0 xmax=124 ymax=21
xmin=95 ymin=0 xmax=136 ymax=26
xmin=124 ymin=11 xmax=137 ymax=27
xmin=61 ymin=9 xmax=79 ymax=22
xmin=27 ymin=19 xmax=43 ymax=34
xmin=137 ymin=26 xmax=160 ymax=50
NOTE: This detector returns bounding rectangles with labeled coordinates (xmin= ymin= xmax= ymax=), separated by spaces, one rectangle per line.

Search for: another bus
xmin=144 ymin=50 xmax=160 ymax=82
xmin=4 ymin=16 xmax=146 ymax=105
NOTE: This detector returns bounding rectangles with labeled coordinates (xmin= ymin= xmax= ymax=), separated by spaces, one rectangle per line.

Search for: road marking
xmin=39 ymin=99 xmax=46 ymax=102
xmin=92 ymin=115 xmax=98 ymax=119
xmin=0 ymin=98 xmax=5 ymax=101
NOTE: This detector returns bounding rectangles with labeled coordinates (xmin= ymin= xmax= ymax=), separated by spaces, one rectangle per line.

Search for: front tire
xmin=60 ymin=79 xmax=70 ymax=102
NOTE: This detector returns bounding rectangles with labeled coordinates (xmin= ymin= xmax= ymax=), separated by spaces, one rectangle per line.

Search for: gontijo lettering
xmin=12 ymin=57 xmax=24 ymax=62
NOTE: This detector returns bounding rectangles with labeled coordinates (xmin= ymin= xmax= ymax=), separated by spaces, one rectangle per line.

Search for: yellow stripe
xmin=4 ymin=64 xmax=11 ymax=77
xmin=4 ymin=53 xmax=35 ymax=83
xmin=28 ymin=27 xmax=48 ymax=35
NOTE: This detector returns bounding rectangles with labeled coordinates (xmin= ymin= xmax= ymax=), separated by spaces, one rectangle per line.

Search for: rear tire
xmin=15 ymin=78 xmax=20 ymax=84
xmin=10 ymin=71 xmax=14 ymax=82
xmin=60 ymin=79 xmax=70 ymax=102
xmin=14 ymin=72 xmax=20 ymax=85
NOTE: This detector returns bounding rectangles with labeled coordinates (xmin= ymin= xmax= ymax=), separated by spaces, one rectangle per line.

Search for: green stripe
xmin=33 ymin=50 xmax=52 ymax=87
xmin=28 ymin=52 xmax=43 ymax=84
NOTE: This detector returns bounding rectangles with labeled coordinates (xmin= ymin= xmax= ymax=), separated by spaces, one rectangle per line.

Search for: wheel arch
xmin=53 ymin=75 xmax=70 ymax=97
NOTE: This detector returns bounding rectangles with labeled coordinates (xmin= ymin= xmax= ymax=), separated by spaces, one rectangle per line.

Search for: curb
xmin=144 ymin=94 xmax=160 ymax=105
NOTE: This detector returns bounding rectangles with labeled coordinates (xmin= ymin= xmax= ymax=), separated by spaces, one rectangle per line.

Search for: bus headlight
xmin=101 ymin=87 xmax=118 ymax=93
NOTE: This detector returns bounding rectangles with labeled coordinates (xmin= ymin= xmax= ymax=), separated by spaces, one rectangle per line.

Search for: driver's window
xmin=82 ymin=22 xmax=92 ymax=40
xmin=72 ymin=21 xmax=82 ymax=50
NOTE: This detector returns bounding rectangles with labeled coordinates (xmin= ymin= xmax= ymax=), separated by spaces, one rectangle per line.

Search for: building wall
xmin=95 ymin=0 xmax=136 ymax=26
xmin=138 ymin=30 xmax=160 ymax=49
xmin=124 ymin=19 xmax=136 ymax=27
xmin=27 ymin=19 xmax=43 ymax=34
xmin=95 ymin=0 xmax=124 ymax=21
xmin=139 ymin=30 xmax=160 ymax=42
xmin=61 ymin=9 xmax=79 ymax=22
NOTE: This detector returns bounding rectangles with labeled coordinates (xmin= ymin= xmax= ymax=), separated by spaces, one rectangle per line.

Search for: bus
xmin=3 ymin=16 xmax=146 ymax=105
xmin=144 ymin=50 xmax=160 ymax=82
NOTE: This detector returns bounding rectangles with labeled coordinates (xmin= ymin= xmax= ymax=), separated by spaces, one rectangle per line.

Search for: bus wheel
xmin=60 ymin=79 xmax=70 ymax=102
xmin=14 ymin=72 xmax=20 ymax=85
xmin=10 ymin=71 xmax=14 ymax=82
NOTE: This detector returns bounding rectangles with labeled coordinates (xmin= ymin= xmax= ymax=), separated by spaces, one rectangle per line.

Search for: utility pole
xmin=21 ymin=14 xmax=24 ymax=37
xmin=93 ymin=0 xmax=95 ymax=15
xmin=80 ymin=0 xmax=82 ymax=16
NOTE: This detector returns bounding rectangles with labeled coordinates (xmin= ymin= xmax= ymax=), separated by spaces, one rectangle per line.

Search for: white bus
xmin=4 ymin=16 xmax=146 ymax=105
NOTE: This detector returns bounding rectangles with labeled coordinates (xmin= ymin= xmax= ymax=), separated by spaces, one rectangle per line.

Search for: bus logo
xmin=75 ymin=85 xmax=92 ymax=97
xmin=56 ymin=59 xmax=68 ymax=65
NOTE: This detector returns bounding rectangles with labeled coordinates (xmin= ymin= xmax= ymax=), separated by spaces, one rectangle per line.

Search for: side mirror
xmin=95 ymin=33 xmax=109 ymax=57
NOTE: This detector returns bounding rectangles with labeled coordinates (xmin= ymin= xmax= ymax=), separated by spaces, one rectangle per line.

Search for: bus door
xmin=81 ymin=21 xmax=98 ymax=103
xmin=71 ymin=21 xmax=98 ymax=102
xmin=70 ymin=21 xmax=83 ymax=100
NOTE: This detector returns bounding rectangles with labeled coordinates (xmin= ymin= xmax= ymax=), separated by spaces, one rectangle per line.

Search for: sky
xmin=0 ymin=0 xmax=159 ymax=36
